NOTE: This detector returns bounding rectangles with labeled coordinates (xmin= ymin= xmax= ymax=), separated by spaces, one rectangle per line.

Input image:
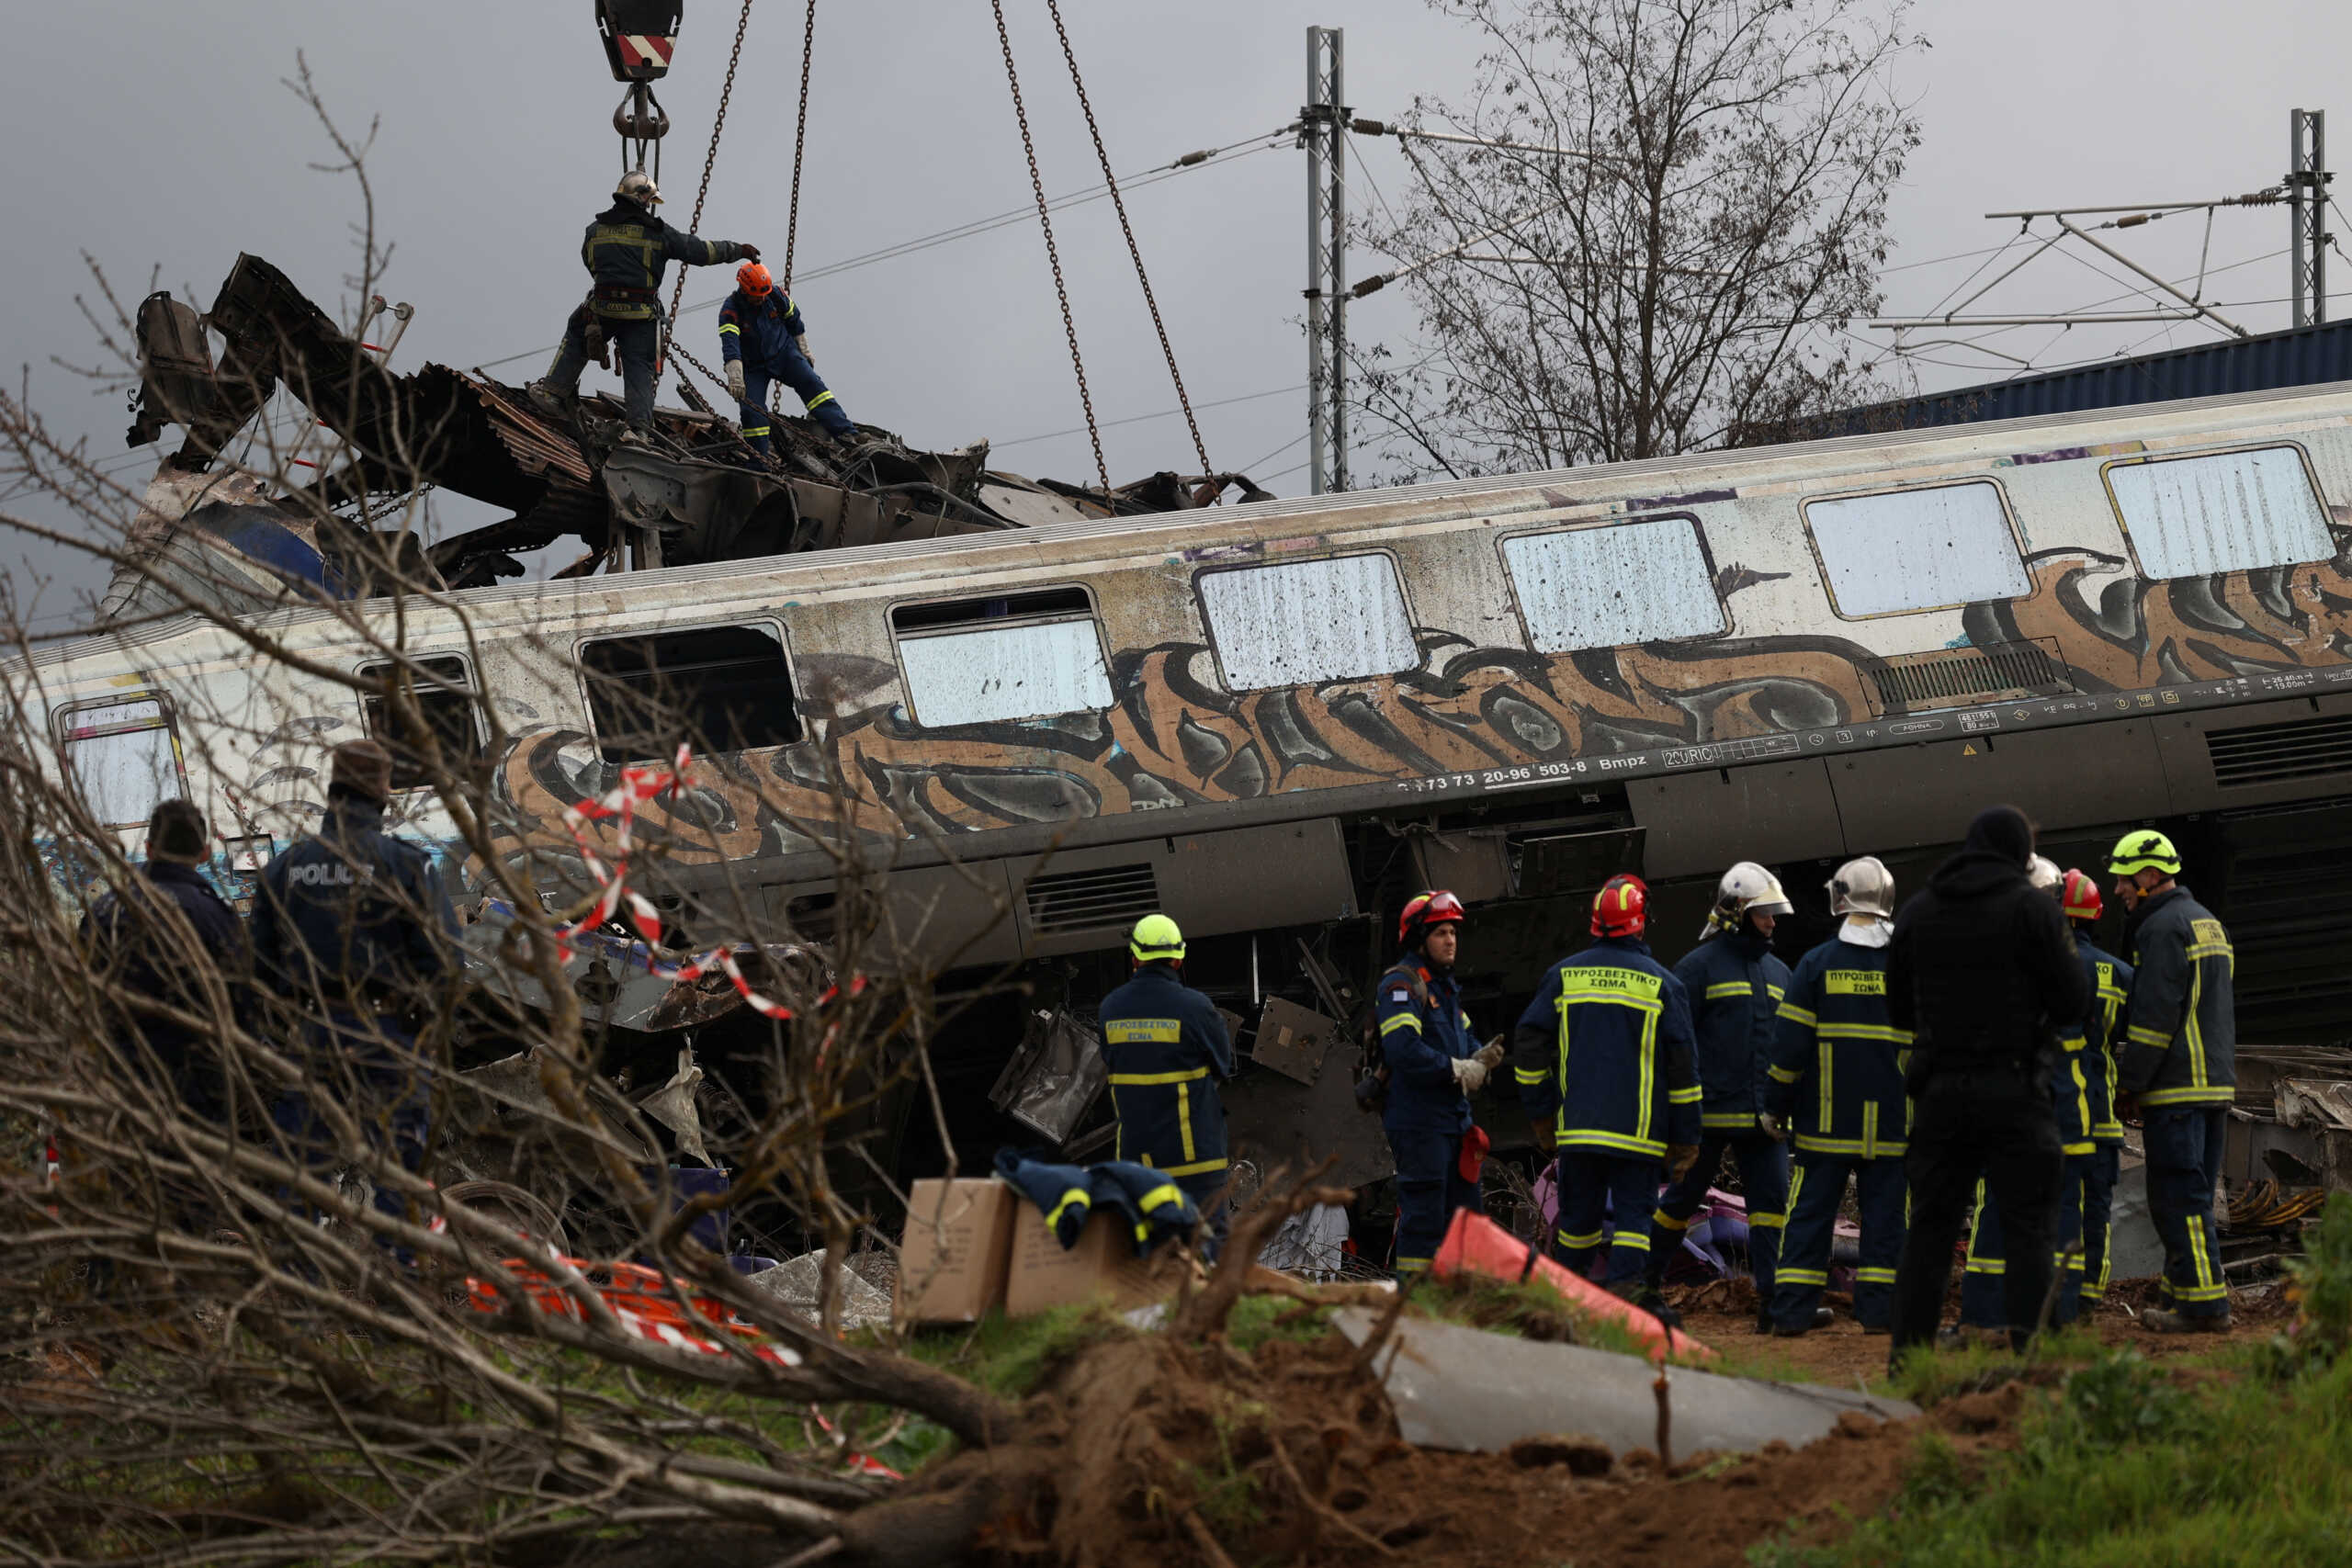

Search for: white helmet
xmin=1826 ymin=856 xmax=1895 ymax=919
xmin=616 ymin=168 xmax=665 ymax=205
xmin=1707 ymin=860 xmax=1793 ymax=936
xmin=2027 ymin=854 xmax=2063 ymax=896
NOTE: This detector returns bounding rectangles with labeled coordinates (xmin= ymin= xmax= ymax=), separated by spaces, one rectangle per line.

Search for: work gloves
xmin=725 ymin=360 xmax=745 ymax=401
xmin=1667 ymin=1143 xmax=1701 ymax=1180
xmin=737 ymin=243 xmax=763 ymax=262
xmin=1474 ymin=1038 xmax=1506 ymax=1069
xmin=1758 ymin=1111 xmax=1786 ymax=1141
xmin=1451 ymin=1056 xmax=1489 ymax=1094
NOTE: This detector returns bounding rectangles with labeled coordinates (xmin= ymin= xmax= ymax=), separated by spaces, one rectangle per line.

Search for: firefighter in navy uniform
xmin=252 ymin=740 xmax=461 ymax=1235
xmin=2062 ymin=869 xmax=2134 ymax=1314
xmin=1097 ymin=914 xmax=1234 ymax=1238
xmin=532 ymin=169 xmax=760 ymax=436
xmin=718 ymin=263 xmax=855 ymax=450
xmin=1512 ymin=874 xmax=1701 ymax=1316
xmin=1648 ymin=862 xmax=1794 ymax=1326
xmin=1374 ymin=891 xmax=1500 ymax=1276
xmin=1765 ymin=857 xmax=1909 ymax=1335
xmin=1960 ymin=858 xmax=2104 ymax=1331
xmin=2109 ymin=830 xmax=2237 ymax=1334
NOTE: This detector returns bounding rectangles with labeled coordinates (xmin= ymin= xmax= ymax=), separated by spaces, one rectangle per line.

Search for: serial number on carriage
xmin=1395 ymin=759 xmax=1630 ymax=795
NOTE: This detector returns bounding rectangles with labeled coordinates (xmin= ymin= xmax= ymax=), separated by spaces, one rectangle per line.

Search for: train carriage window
xmin=2104 ymin=446 xmax=2334 ymax=580
xmin=891 ymin=589 xmax=1114 ymax=727
xmin=581 ymin=624 xmax=802 ymax=764
xmin=59 ymin=698 xmax=186 ymax=829
xmin=1197 ymin=553 xmax=1418 ymax=690
xmin=1502 ymin=516 xmax=1724 ymax=651
xmin=360 ymin=655 xmax=487 ymax=791
xmin=1804 ymin=479 xmax=2030 ymax=616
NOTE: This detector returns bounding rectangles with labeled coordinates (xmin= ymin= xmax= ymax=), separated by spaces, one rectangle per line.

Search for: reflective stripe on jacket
xmin=717 ymin=288 xmax=808 ymax=365
xmin=579 ymin=198 xmax=743 ymax=320
xmin=1098 ymin=964 xmax=1233 ymax=1178
xmin=1510 ymin=936 xmax=1700 ymax=1159
xmin=1766 ymin=933 xmax=1910 ymax=1157
xmin=1669 ymin=930 xmax=1792 ymax=1129
xmin=1375 ymin=959 xmax=1477 ymax=1134
xmin=2118 ymin=887 xmax=2235 ymax=1108
xmin=2074 ymin=940 xmax=2135 ymax=1143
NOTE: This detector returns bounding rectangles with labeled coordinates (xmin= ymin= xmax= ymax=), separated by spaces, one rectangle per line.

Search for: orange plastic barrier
xmin=1430 ymin=1208 xmax=1715 ymax=1363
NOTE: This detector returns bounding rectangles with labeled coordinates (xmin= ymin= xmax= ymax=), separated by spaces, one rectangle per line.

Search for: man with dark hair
xmin=1884 ymin=806 xmax=2089 ymax=1365
xmin=80 ymin=797 xmax=247 ymax=1122
xmin=254 ymin=740 xmax=460 ymax=1239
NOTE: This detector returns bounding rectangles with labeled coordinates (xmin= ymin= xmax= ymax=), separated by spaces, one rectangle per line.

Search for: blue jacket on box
xmin=1671 ymin=928 xmax=1792 ymax=1131
xmin=1511 ymin=936 xmax=1702 ymax=1159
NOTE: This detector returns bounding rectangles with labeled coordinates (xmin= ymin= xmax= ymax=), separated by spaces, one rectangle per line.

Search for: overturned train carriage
xmin=21 ymin=381 xmax=2352 ymax=1184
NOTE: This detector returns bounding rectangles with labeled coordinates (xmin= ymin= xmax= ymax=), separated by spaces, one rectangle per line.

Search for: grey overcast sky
xmin=3 ymin=0 xmax=2346 ymax=626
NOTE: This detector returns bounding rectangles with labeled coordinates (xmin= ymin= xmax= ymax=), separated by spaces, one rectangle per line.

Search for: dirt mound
xmin=959 ymin=1316 xmax=2012 ymax=1568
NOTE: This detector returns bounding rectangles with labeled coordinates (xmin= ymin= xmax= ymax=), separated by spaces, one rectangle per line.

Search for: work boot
xmin=1615 ymin=1283 xmax=1682 ymax=1330
xmin=2142 ymin=1307 xmax=2232 ymax=1335
xmin=526 ymin=378 xmax=578 ymax=418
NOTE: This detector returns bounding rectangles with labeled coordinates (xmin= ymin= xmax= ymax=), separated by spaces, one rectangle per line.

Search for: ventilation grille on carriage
xmin=2205 ymin=714 xmax=2352 ymax=788
xmin=1023 ymin=863 xmax=1161 ymax=934
xmin=1868 ymin=641 xmax=2074 ymax=713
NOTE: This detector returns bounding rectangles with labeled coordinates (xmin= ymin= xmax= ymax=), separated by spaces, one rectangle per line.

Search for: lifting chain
xmin=782 ymin=0 xmax=817 ymax=298
xmin=1042 ymin=0 xmax=1212 ymax=481
xmin=989 ymin=0 xmax=1109 ymax=495
xmin=661 ymin=0 xmax=755 ymax=370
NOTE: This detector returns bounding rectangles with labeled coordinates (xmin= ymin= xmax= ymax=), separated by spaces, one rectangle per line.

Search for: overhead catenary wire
xmin=988 ymin=0 xmax=1107 ymax=493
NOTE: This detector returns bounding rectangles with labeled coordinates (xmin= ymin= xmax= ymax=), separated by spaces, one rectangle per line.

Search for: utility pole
xmin=1304 ymin=27 xmax=1347 ymax=493
xmin=2290 ymin=108 xmax=2330 ymax=328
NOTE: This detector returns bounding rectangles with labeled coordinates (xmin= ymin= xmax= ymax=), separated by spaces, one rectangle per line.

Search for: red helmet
xmin=2061 ymin=868 xmax=2103 ymax=923
xmin=1398 ymin=889 xmax=1466 ymax=950
xmin=736 ymin=261 xmax=775 ymax=299
xmin=1590 ymin=874 xmax=1649 ymax=939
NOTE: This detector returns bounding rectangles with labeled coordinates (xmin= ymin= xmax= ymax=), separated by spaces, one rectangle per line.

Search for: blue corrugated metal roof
xmin=1752 ymin=318 xmax=2352 ymax=445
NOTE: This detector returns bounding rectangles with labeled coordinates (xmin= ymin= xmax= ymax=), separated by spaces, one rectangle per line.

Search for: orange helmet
xmin=2061 ymin=868 xmax=2103 ymax=923
xmin=736 ymin=261 xmax=775 ymax=299
xmin=1590 ymin=874 xmax=1649 ymax=939
xmin=1398 ymin=889 xmax=1466 ymax=950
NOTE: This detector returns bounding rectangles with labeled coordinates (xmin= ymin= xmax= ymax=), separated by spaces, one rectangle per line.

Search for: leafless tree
xmin=0 ymin=66 xmax=1397 ymax=1568
xmin=1352 ymin=0 xmax=1923 ymax=479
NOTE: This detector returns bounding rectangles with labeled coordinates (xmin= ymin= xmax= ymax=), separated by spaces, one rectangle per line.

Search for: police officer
xmin=80 ymin=797 xmax=248 ymax=1124
xmin=1764 ymin=856 xmax=1908 ymax=1336
xmin=1375 ymin=891 xmax=1498 ymax=1277
xmin=1512 ymin=874 xmax=1701 ymax=1314
xmin=532 ymin=170 xmax=760 ymax=436
xmin=2062 ymin=868 xmax=2134 ymax=1314
xmin=719 ymin=263 xmax=854 ymax=450
xmin=1098 ymin=914 xmax=1233 ymax=1239
xmin=1960 ymin=858 xmax=2104 ymax=1331
xmin=2109 ymin=829 xmax=2236 ymax=1335
xmin=1648 ymin=862 xmax=1793 ymax=1327
xmin=252 ymin=739 xmax=460 ymax=1235
xmin=1884 ymin=806 xmax=2087 ymax=1364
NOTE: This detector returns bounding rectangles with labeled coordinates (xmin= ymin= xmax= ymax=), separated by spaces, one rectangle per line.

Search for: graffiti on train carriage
xmin=476 ymin=543 xmax=2352 ymax=878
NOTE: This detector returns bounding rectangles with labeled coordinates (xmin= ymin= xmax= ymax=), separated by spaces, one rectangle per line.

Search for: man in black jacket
xmin=80 ymin=797 xmax=248 ymax=1123
xmin=1884 ymin=806 xmax=2089 ymax=1363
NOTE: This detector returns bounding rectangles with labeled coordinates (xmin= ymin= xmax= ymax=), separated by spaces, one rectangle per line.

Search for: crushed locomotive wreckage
xmin=109 ymin=253 xmax=1272 ymax=619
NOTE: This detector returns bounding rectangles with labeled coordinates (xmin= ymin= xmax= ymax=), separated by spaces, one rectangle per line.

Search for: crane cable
xmin=1042 ymin=0 xmax=1211 ymax=481
xmin=774 ymin=0 xmax=819 ymax=419
xmin=660 ymin=0 xmax=755 ymax=374
xmin=989 ymin=0 xmax=1109 ymax=494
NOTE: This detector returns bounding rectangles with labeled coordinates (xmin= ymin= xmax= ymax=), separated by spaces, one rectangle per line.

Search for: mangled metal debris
xmin=110 ymin=253 xmax=1273 ymax=620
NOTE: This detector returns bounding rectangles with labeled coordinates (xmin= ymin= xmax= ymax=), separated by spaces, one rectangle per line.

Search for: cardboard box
xmin=895 ymin=1179 xmax=1019 ymax=1325
xmin=1003 ymin=1200 xmax=1190 ymax=1317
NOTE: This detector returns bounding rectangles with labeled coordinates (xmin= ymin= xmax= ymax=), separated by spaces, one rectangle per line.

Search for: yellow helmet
xmin=2107 ymin=829 xmax=2181 ymax=878
xmin=1128 ymin=913 xmax=1186 ymax=964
